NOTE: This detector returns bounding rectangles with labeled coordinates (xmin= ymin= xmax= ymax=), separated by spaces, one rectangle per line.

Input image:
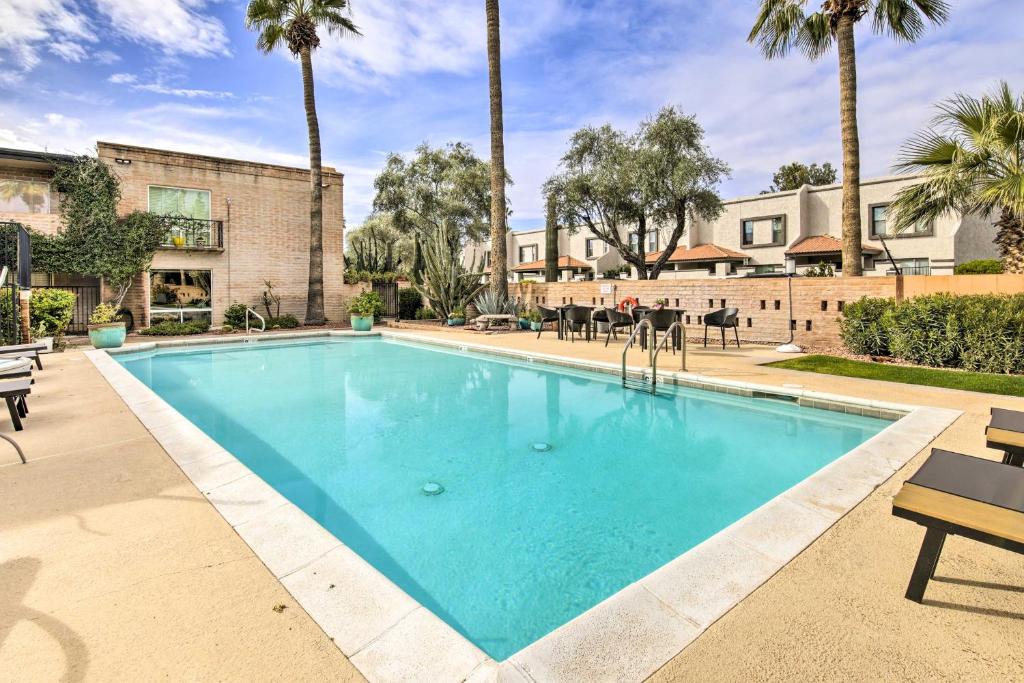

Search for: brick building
xmin=0 ymin=143 xmax=345 ymax=330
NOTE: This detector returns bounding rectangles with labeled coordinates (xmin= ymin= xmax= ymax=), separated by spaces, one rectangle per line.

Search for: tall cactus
xmin=415 ymin=221 xmax=486 ymax=319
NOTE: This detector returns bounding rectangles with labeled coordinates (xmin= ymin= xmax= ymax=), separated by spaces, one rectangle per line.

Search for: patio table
xmin=556 ymin=305 xmax=593 ymax=341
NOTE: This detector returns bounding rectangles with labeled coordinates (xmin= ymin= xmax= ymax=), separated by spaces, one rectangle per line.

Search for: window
xmin=518 ymin=244 xmax=538 ymax=263
xmin=0 ymin=180 xmax=50 ymax=213
xmin=148 ymin=186 xmax=211 ymax=219
xmin=585 ymin=238 xmax=606 ymax=258
xmin=871 ymin=204 xmax=932 ymax=238
xmin=754 ymin=265 xmax=780 ymax=274
xmin=483 ymin=250 xmax=491 ymax=267
xmin=150 ymin=269 xmax=212 ymax=325
xmin=628 ymin=232 xmax=640 ymax=251
xmin=741 ymin=215 xmax=786 ymax=247
xmin=647 ymin=230 xmax=658 ymax=252
xmin=889 ymin=258 xmax=930 ymax=276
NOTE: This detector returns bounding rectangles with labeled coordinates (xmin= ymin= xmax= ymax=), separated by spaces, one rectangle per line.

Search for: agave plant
xmin=474 ymin=290 xmax=518 ymax=315
xmin=414 ymin=221 xmax=486 ymax=319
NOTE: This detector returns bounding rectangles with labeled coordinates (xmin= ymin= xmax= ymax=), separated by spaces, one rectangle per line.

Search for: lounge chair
xmin=603 ymin=308 xmax=635 ymax=347
xmin=0 ymin=357 xmax=33 ymax=380
xmin=0 ymin=342 xmax=46 ymax=370
xmin=985 ymin=408 xmax=1024 ymax=467
xmin=564 ymin=306 xmax=591 ymax=343
xmin=703 ymin=308 xmax=740 ymax=349
xmin=536 ymin=305 xmax=560 ymax=339
xmin=0 ymin=378 xmax=32 ymax=431
xmin=892 ymin=448 xmax=1024 ymax=603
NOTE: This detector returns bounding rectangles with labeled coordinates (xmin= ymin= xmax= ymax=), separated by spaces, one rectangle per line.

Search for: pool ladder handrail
xmin=621 ymin=319 xmax=653 ymax=392
xmin=245 ymin=307 xmax=266 ymax=334
xmin=651 ymin=321 xmax=686 ymax=393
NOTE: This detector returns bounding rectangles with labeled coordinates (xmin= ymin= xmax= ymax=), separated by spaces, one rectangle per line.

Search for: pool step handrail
xmin=621 ymin=319 xmax=654 ymax=392
xmin=245 ymin=307 xmax=266 ymax=334
xmin=651 ymin=321 xmax=686 ymax=392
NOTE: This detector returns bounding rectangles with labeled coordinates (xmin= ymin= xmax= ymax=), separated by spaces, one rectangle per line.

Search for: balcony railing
xmin=886 ymin=265 xmax=931 ymax=276
xmin=159 ymin=216 xmax=223 ymax=249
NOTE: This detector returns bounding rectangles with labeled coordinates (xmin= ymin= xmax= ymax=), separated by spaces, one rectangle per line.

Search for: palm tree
xmin=889 ymin=82 xmax=1024 ymax=273
xmin=245 ymin=0 xmax=359 ymax=324
xmin=485 ymin=0 xmax=508 ymax=297
xmin=749 ymin=0 xmax=950 ymax=276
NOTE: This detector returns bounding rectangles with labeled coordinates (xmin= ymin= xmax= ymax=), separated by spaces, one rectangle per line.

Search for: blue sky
xmin=1 ymin=0 xmax=1021 ymax=231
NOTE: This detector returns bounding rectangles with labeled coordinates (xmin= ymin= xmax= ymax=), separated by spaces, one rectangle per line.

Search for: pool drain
xmin=531 ymin=442 xmax=552 ymax=453
xmin=421 ymin=481 xmax=445 ymax=496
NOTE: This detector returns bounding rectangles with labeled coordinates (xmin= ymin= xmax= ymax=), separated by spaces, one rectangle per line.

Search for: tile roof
xmin=645 ymin=244 xmax=747 ymax=263
xmin=785 ymin=235 xmax=882 ymax=256
xmin=512 ymin=255 xmax=593 ymax=272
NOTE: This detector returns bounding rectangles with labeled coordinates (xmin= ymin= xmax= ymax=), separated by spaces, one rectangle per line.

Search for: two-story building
xmin=0 ymin=143 xmax=345 ymax=330
xmin=467 ymin=174 xmax=998 ymax=281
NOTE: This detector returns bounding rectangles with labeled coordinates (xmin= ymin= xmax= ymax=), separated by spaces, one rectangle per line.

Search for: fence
xmin=35 ymin=284 xmax=101 ymax=334
xmin=511 ymin=274 xmax=1024 ymax=349
xmin=0 ymin=222 xmax=27 ymax=344
xmin=372 ymin=281 xmax=399 ymax=318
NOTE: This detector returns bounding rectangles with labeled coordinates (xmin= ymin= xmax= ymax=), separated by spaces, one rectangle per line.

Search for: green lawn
xmin=766 ymin=355 xmax=1024 ymax=397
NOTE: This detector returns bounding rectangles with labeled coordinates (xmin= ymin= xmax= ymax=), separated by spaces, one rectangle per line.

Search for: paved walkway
xmin=2 ymin=330 xmax=1022 ymax=681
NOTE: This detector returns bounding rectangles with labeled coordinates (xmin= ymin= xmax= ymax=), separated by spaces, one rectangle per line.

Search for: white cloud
xmin=93 ymin=49 xmax=121 ymax=65
xmin=108 ymin=72 xmax=234 ymax=99
xmin=94 ymin=0 xmax=230 ymax=58
xmin=0 ymin=0 xmax=94 ymax=75
xmin=49 ymin=41 xmax=89 ymax=63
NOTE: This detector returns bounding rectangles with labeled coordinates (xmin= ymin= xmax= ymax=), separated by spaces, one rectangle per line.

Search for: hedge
xmin=840 ymin=293 xmax=1024 ymax=374
xmin=398 ymin=287 xmax=422 ymax=319
xmin=954 ymin=259 xmax=1003 ymax=275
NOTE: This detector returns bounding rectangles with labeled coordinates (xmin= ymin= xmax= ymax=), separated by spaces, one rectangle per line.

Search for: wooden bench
xmin=892 ymin=448 xmax=1024 ymax=603
xmin=473 ymin=314 xmax=518 ymax=331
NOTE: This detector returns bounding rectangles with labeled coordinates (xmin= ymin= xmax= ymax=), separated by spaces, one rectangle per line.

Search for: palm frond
xmin=872 ymin=0 xmax=950 ymax=41
xmin=795 ymin=11 xmax=833 ymax=60
xmin=748 ymin=0 xmax=814 ymax=60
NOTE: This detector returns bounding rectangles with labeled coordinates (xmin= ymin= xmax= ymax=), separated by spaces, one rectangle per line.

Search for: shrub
xmin=840 ymin=293 xmax=1024 ymax=374
xmin=349 ymin=291 xmax=385 ymax=318
xmin=954 ymin=259 xmax=1004 ymax=275
xmin=30 ymin=288 xmax=76 ymax=343
xmin=267 ymin=314 xmax=300 ymax=329
xmin=139 ymin=320 xmax=209 ymax=336
xmin=89 ymin=302 xmax=119 ymax=325
xmin=223 ymin=302 xmax=248 ymax=328
xmin=415 ymin=307 xmax=438 ymax=320
xmin=398 ymin=288 xmax=422 ymax=319
xmin=839 ymin=297 xmax=895 ymax=356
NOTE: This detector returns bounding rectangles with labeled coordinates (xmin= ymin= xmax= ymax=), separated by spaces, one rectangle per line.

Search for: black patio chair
xmin=603 ymin=308 xmax=635 ymax=347
xmin=536 ymin=305 xmax=560 ymax=339
xmin=644 ymin=308 xmax=680 ymax=353
xmin=564 ymin=306 xmax=591 ymax=343
xmin=703 ymin=308 xmax=740 ymax=349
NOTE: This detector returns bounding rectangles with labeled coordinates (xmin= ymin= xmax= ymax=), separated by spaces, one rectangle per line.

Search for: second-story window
xmin=741 ymin=220 xmax=754 ymax=246
xmin=149 ymin=185 xmax=213 ymax=248
xmin=647 ymin=230 xmax=658 ymax=252
xmin=629 ymin=232 xmax=640 ymax=251
xmin=871 ymin=204 xmax=933 ymax=238
xmin=586 ymin=238 xmax=607 ymax=258
xmin=741 ymin=215 xmax=786 ymax=246
xmin=771 ymin=217 xmax=785 ymax=244
xmin=0 ymin=180 xmax=50 ymax=214
xmin=483 ymin=250 xmax=491 ymax=267
xmin=518 ymin=244 xmax=538 ymax=263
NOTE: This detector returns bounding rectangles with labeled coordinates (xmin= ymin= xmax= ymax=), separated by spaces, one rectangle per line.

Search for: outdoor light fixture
xmin=114 ymin=158 xmax=131 ymax=165
xmin=776 ymin=257 xmax=803 ymax=354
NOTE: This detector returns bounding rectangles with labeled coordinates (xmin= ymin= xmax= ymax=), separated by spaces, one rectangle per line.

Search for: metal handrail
xmin=245 ymin=307 xmax=265 ymax=334
xmin=651 ymin=321 xmax=686 ymax=392
xmin=621 ymin=318 xmax=653 ymax=388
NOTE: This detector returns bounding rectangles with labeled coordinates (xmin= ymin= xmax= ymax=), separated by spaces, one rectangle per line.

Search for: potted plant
xmin=171 ymin=234 xmax=185 ymax=248
xmin=526 ymin=308 xmax=543 ymax=332
xmin=88 ymin=302 xmax=127 ymax=349
xmin=29 ymin=287 xmax=76 ymax=352
xmin=653 ymin=298 xmax=668 ymax=311
xmin=517 ymin=303 xmax=530 ymax=330
xmin=349 ymin=291 xmax=384 ymax=331
xmin=447 ymin=306 xmax=466 ymax=326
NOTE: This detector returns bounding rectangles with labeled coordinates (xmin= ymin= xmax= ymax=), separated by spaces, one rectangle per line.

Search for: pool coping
xmin=86 ymin=331 xmax=961 ymax=683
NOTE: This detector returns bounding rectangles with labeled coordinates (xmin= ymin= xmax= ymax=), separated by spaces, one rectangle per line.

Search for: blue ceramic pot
xmin=351 ymin=315 xmax=374 ymax=332
xmin=88 ymin=323 xmax=126 ymax=349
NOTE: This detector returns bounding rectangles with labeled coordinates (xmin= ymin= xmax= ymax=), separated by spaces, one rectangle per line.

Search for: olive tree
xmin=545 ymin=107 xmax=729 ymax=279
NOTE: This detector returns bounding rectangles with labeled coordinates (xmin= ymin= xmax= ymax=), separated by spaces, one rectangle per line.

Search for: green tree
xmin=246 ymin=0 xmax=360 ymax=324
xmin=888 ymin=82 xmax=1024 ymax=274
xmin=749 ymin=0 xmax=950 ymax=276
xmin=764 ymin=161 xmax=837 ymax=192
xmin=485 ymin=0 xmax=509 ymax=297
xmin=545 ymin=107 xmax=728 ymax=280
xmin=345 ymin=214 xmax=404 ymax=273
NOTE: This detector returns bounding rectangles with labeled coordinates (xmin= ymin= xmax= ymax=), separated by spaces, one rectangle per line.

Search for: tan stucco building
xmin=468 ymin=175 xmax=998 ymax=281
xmin=0 ymin=143 xmax=345 ymax=330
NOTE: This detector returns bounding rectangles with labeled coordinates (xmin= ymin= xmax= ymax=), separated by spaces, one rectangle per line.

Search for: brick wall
xmin=97 ymin=142 xmax=345 ymax=327
xmin=511 ymin=277 xmax=897 ymax=348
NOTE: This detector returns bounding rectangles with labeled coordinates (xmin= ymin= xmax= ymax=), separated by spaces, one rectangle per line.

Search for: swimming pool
xmin=115 ymin=336 xmax=891 ymax=661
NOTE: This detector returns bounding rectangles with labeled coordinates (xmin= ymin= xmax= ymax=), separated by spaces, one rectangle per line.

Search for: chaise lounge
xmin=891 ymin=448 xmax=1024 ymax=603
xmin=0 ymin=342 xmax=46 ymax=370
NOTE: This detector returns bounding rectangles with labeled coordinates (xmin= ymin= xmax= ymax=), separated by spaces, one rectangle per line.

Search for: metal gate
xmin=36 ymin=284 xmax=101 ymax=334
xmin=372 ymin=281 xmax=399 ymax=318
xmin=0 ymin=222 xmax=25 ymax=345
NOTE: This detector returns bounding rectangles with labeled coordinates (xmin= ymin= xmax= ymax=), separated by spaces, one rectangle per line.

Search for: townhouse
xmin=468 ymin=174 xmax=998 ymax=281
xmin=0 ymin=143 xmax=345 ymax=330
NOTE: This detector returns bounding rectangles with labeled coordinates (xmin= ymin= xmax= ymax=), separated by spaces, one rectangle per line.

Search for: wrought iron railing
xmin=886 ymin=265 xmax=931 ymax=276
xmin=160 ymin=216 xmax=223 ymax=249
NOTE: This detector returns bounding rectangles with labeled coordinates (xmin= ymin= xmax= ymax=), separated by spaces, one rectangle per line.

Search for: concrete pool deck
xmin=2 ymin=329 xmax=1023 ymax=681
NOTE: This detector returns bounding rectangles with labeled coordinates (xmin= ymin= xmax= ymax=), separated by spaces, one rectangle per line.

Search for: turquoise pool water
xmin=116 ymin=337 xmax=890 ymax=660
